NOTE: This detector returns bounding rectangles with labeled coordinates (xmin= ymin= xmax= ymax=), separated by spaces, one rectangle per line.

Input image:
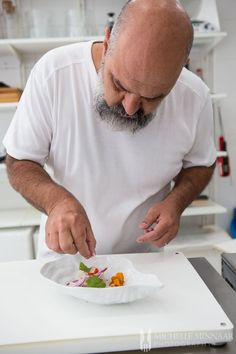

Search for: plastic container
xmin=0 ymin=12 xmax=4 ymax=38
xmin=29 ymin=9 xmax=51 ymax=38
xmin=230 ymin=208 xmax=236 ymax=239
xmin=67 ymin=8 xmax=85 ymax=37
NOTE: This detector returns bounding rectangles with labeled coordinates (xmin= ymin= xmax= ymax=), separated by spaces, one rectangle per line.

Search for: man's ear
xmin=103 ymin=27 xmax=111 ymax=55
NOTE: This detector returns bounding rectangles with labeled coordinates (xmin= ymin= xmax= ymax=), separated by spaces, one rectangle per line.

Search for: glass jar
xmin=2 ymin=0 xmax=20 ymax=38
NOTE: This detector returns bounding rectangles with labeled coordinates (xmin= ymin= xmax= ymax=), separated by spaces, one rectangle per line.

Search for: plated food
xmin=66 ymin=261 xmax=125 ymax=288
xmin=40 ymin=254 xmax=163 ymax=304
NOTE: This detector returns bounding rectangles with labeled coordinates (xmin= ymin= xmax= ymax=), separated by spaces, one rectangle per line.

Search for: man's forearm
xmin=165 ymin=164 xmax=216 ymax=215
xmin=6 ymin=155 xmax=75 ymax=215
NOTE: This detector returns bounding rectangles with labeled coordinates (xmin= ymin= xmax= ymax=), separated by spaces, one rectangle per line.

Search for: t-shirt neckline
xmin=87 ymin=40 xmax=102 ymax=78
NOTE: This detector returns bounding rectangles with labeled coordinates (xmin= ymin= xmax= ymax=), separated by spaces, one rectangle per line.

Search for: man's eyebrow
xmin=112 ymin=75 xmax=165 ymax=100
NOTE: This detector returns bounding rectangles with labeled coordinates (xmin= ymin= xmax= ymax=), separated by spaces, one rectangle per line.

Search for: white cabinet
xmin=0 ymin=226 xmax=35 ymax=261
xmin=0 ymin=161 xmax=41 ymax=262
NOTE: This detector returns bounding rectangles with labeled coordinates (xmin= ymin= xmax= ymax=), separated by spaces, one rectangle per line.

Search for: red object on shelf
xmin=216 ymin=105 xmax=230 ymax=177
xmin=217 ymin=135 xmax=230 ymax=177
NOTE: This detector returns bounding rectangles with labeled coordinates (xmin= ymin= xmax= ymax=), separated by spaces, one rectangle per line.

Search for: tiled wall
xmin=215 ymin=0 xmax=236 ymax=231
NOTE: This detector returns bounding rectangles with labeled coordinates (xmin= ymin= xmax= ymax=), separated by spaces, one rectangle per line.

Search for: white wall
xmin=214 ymin=0 xmax=236 ymax=232
xmin=0 ymin=0 xmax=127 ymax=138
xmin=0 ymin=0 xmax=235 ymax=231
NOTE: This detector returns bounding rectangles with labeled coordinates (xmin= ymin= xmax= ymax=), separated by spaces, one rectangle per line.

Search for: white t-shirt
xmin=3 ymin=41 xmax=216 ymax=258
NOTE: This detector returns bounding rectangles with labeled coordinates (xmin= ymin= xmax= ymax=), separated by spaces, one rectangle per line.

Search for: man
xmin=3 ymin=0 xmax=216 ymax=259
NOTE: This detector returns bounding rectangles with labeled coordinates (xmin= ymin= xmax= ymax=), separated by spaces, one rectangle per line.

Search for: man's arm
xmin=137 ymin=164 xmax=216 ymax=247
xmin=165 ymin=163 xmax=216 ymax=215
xmin=6 ymin=155 xmax=96 ymax=258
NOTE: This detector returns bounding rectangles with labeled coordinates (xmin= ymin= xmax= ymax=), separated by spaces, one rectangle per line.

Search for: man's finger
xmin=71 ymin=226 xmax=91 ymax=258
xmin=59 ymin=230 xmax=77 ymax=254
xmin=47 ymin=231 xmax=64 ymax=254
xmin=86 ymin=227 xmax=96 ymax=256
xmin=139 ymin=207 xmax=160 ymax=229
xmin=136 ymin=220 xmax=169 ymax=243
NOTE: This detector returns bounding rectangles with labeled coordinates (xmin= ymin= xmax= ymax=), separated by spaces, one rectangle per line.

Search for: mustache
xmin=99 ymin=99 xmax=145 ymax=120
xmin=94 ymin=93 xmax=154 ymax=134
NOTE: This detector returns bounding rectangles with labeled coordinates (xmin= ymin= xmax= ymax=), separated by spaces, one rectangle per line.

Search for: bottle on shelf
xmin=195 ymin=68 xmax=204 ymax=81
xmin=105 ymin=12 xmax=115 ymax=33
xmin=2 ymin=0 xmax=21 ymax=38
xmin=67 ymin=5 xmax=86 ymax=38
xmin=0 ymin=11 xmax=4 ymax=38
xmin=217 ymin=105 xmax=231 ymax=177
xmin=28 ymin=9 xmax=51 ymax=38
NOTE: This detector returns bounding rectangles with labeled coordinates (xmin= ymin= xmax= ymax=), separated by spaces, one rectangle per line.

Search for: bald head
xmin=111 ymin=0 xmax=193 ymax=59
xmin=104 ymin=0 xmax=193 ymax=95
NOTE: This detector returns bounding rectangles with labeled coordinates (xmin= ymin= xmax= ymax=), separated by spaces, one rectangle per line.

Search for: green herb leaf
xmin=79 ymin=262 xmax=91 ymax=273
xmin=86 ymin=276 xmax=106 ymax=288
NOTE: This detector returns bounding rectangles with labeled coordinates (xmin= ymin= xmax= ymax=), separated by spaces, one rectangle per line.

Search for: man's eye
xmin=113 ymin=82 xmax=122 ymax=92
xmin=113 ymin=81 xmax=126 ymax=93
xmin=144 ymin=97 xmax=157 ymax=103
xmin=114 ymin=83 xmax=120 ymax=91
xmin=144 ymin=97 xmax=162 ymax=103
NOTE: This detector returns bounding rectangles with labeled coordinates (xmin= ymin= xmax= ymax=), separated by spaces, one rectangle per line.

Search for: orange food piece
xmin=116 ymin=272 xmax=124 ymax=283
xmin=109 ymin=272 xmax=125 ymax=287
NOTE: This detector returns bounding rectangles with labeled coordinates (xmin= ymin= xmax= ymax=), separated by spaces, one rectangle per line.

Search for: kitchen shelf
xmin=166 ymin=225 xmax=231 ymax=252
xmin=214 ymin=239 xmax=236 ymax=253
xmin=0 ymin=36 xmax=103 ymax=55
xmin=193 ymin=31 xmax=227 ymax=45
xmin=210 ymin=93 xmax=227 ymax=101
xmin=183 ymin=200 xmax=226 ymax=216
xmin=192 ymin=31 xmax=227 ymax=54
xmin=0 ymin=202 xmax=225 ymax=228
xmin=0 ymin=102 xmax=18 ymax=111
xmin=0 ymin=32 xmax=227 ymax=56
xmin=0 ymin=207 xmax=41 ymax=228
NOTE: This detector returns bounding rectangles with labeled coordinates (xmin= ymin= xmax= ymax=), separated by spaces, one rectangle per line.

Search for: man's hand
xmin=137 ymin=200 xmax=181 ymax=247
xmin=136 ymin=164 xmax=215 ymax=248
xmin=6 ymin=155 xmax=96 ymax=258
xmin=45 ymin=197 xmax=96 ymax=258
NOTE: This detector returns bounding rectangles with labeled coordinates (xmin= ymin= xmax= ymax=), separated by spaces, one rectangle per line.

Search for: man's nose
xmin=122 ymin=93 xmax=141 ymax=116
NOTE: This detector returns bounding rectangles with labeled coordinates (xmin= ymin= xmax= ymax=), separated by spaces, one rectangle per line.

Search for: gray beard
xmin=93 ymin=66 xmax=155 ymax=134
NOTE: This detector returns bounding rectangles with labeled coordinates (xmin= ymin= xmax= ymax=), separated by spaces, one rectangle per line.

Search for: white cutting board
xmin=0 ymin=252 xmax=233 ymax=354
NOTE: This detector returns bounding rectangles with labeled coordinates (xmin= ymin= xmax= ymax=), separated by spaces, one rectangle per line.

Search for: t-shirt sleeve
xmin=182 ymin=92 xmax=216 ymax=169
xmin=3 ymin=68 xmax=52 ymax=166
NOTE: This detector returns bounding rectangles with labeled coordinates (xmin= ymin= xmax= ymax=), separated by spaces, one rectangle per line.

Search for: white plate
xmin=40 ymin=254 xmax=163 ymax=305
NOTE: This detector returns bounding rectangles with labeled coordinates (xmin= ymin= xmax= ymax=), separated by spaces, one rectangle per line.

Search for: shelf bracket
xmin=7 ymin=44 xmax=26 ymax=88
